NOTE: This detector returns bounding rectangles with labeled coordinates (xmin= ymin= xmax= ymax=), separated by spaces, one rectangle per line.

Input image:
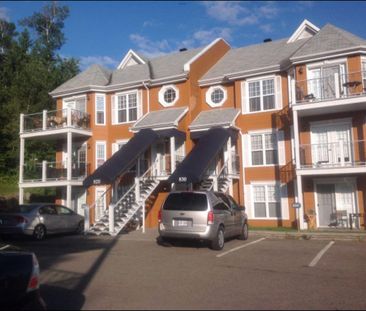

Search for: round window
xmin=211 ymin=88 xmax=224 ymax=104
xmin=163 ymin=88 xmax=176 ymax=104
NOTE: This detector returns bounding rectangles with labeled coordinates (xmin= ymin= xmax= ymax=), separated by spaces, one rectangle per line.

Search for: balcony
xmin=20 ymin=108 xmax=92 ymax=140
xmin=21 ymin=161 xmax=90 ymax=187
xmin=292 ymin=71 xmax=366 ymax=116
xmin=298 ymin=140 xmax=366 ymax=175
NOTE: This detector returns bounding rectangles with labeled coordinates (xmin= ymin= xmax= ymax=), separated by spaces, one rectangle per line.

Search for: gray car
xmin=158 ymin=191 xmax=248 ymax=250
xmin=0 ymin=203 xmax=84 ymax=240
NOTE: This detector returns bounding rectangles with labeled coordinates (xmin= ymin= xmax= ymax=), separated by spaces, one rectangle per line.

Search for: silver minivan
xmin=158 ymin=191 xmax=248 ymax=250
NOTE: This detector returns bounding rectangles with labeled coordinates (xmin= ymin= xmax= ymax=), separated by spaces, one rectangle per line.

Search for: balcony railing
xmin=299 ymin=140 xmax=366 ymax=169
xmin=294 ymin=71 xmax=366 ymax=104
xmin=23 ymin=161 xmax=90 ymax=182
xmin=21 ymin=108 xmax=91 ymax=133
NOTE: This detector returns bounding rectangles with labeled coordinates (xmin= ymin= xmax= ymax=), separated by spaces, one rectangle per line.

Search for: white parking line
xmin=216 ymin=238 xmax=266 ymax=258
xmin=308 ymin=241 xmax=335 ymax=267
xmin=0 ymin=245 xmax=10 ymax=250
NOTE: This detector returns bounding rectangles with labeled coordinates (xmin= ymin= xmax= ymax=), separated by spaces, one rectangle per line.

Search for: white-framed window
xmin=206 ymin=85 xmax=227 ymax=107
xmin=95 ymin=94 xmax=105 ymax=125
xmin=252 ymin=184 xmax=281 ymax=218
xmin=112 ymin=91 xmax=140 ymax=124
xmin=362 ymin=60 xmax=366 ymax=90
xmin=95 ymin=141 xmax=106 ymax=169
xmin=242 ymin=75 xmax=282 ymax=114
xmin=112 ymin=140 xmax=128 ymax=155
xmin=158 ymin=85 xmax=179 ymax=107
xmin=248 ymin=78 xmax=275 ymax=112
xmin=250 ymin=132 xmax=278 ymax=166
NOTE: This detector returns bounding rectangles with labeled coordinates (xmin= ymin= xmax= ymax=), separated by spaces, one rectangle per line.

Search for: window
xmin=248 ymin=78 xmax=275 ymax=112
xmin=96 ymin=142 xmax=106 ymax=169
xmin=113 ymin=92 xmax=139 ymax=124
xmin=95 ymin=94 xmax=105 ymax=125
xmin=159 ymin=85 xmax=179 ymax=107
xmin=163 ymin=193 xmax=207 ymax=211
xmin=250 ymin=133 xmax=278 ymax=166
xmin=63 ymin=96 xmax=86 ymax=112
xmin=252 ymin=184 xmax=281 ymax=218
xmin=206 ymin=86 xmax=227 ymax=107
xmin=362 ymin=61 xmax=366 ymax=90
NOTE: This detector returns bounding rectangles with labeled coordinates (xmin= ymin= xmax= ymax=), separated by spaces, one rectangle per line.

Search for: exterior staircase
xmin=198 ymin=160 xmax=231 ymax=193
xmin=86 ymin=162 xmax=160 ymax=236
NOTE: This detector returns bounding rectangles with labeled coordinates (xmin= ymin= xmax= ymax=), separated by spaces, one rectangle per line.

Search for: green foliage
xmin=0 ymin=2 xmax=80 ymax=177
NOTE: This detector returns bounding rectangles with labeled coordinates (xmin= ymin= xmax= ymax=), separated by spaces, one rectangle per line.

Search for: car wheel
xmin=210 ymin=226 xmax=225 ymax=250
xmin=76 ymin=221 xmax=84 ymax=234
xmin=33 ymin=225 xmax=46 ymax=241
xmin=238 ymin=222 xmax=249 ymax=240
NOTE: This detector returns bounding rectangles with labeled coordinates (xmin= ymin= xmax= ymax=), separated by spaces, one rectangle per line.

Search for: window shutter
xmin=242 ymin=133 xmax=251 ymax=167
xmin=112 ymin=143 xmax=118 ymax=155
xmin=277 ymin=130 xmax=286 ymax=166
xmin=241 ymin=81 xmax=247 ymax=114
xmin=275 ymin=75 xmax=283 ymax=109
xmin=244 ymin=185 xmax=252 ymax=219
xmin=138 ymin=90 xmax=143 ymax=119
xmin=111 ymin=95 xmax=116 ymax=124
xmin=280 ymin=183 xmax=289 ymax=220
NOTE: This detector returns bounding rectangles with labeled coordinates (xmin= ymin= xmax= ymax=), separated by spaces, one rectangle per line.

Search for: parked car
xmin=0 ymin=243 xmax=46 ymax=310
xmin=0 ymin=203 xmax=84 ymax=240
xmin=158 ymin=191 xmax=248 ymax=250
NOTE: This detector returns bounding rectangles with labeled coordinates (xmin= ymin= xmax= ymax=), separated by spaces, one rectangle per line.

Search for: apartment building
xmin=18 ymin=20 xmax=366 ymax=234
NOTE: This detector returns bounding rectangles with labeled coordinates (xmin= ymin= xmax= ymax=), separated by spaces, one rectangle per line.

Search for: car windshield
xmin=163 ymin=192 xmax=208 ymax=211
xmin=0 ymin=204 xmax=39 ymax=214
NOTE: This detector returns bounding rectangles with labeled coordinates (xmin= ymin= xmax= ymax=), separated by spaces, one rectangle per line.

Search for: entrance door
xmin=152 ymin=141 xmax=167 ymax=176
xmin=95 ymin=187 xmax=106 ymax=221
xmin=317 ymin=184 xmax=336 ymax=227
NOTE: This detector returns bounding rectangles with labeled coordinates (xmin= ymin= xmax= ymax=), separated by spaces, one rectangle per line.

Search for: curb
xmin=250 ymin=231 xmax=366 ymax=241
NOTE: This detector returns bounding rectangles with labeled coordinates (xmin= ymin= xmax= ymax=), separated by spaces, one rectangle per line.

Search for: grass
xmin=0 ymin=182 xmax=19 ymax=197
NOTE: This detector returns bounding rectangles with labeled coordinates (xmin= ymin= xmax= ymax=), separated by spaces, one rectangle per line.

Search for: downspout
xmin=142 ymin=81 xmax=150 ymax=113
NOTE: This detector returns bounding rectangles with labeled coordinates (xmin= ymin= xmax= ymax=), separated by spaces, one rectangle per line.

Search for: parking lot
xmin=3 ymin=230 xmax=366 ymax=310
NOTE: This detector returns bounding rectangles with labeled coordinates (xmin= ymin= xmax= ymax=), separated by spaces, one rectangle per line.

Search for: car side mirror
xmin=239 ymin=205 xmax=245 ymax=211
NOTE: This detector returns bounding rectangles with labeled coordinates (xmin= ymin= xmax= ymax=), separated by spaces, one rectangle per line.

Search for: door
xmin=335 ymin=182 xmax=357 ymax=229
xmin=316 ymin=184 xmax=336 ymax=227
xmin=152 ymin=141 xmax=166 ymax=176
xmin=95 ymin=187 xmax=106 ymax=221
xmin=312 ymin=124 xmax=352 ymax=166
xmin=228 ymin=195 xmax=243 ymax=235
xmin=39 ymin=205 xmax=61 ymax=233
xmin=56 ymin=205 xmax=77 ymax=232
xmin=322 ymin=66 xmax=339 ymax=99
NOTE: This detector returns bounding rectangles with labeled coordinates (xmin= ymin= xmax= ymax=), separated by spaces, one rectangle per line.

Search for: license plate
xmin=174 ymin=220 xmax=190 ymax=227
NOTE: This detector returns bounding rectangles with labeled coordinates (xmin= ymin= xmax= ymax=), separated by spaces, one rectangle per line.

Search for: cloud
xmin=202 ymin=1 xmax=280 ymax=26
xmin=129 ymin=33 xmax=171 ymax=58
xmin=259 ymin=24 xmax=274 ymax=34
xmin=79 ymin=56 xmax=119 ymax=70
xmin=0 ymin=7 xmax=10 ymax=21
xmin=184 ymin=27 xmax=232 ymax=47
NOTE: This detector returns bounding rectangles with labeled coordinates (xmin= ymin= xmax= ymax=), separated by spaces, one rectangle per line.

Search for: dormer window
xmin=159 ymin=85 xmax=179 ymax=107
xmin=206 ymin=86 xmax=227 ymax=107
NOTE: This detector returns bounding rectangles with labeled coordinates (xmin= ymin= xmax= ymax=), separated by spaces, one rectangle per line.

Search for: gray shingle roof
xmin=50 ymin=64 xmax=111 ymax=95
xmin=132 ymin=107 xmax=188 ymax=130
xmin=290 ymin=24 xmax=366 ymax=60
xmin=50 ymin=47 xmax=205 ymax=95
xmin=189 ymin=108 xmax=240 ymax=129
xmin=200 ymin=38 xmax=309 ymax=83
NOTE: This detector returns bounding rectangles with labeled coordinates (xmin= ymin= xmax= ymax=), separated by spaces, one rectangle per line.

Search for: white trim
xmin=205 ymin=85 xmax=227 ymax=107
xmin=117 ymin=49 xmax=146 ymax=70
xmin=306 ymin=58 xmax=348 ymax=69
xmin=309 ymin=117 xmax=352 ymax=128
xmin=287 ymin=19 xmax=319 ymax=44
xmin=95 ymin=141 xmax=106 ymax=170
xmin=183 ymin=38 xmax=230 ymax=72
xmin=158 ymin=84 xmax=179 ymax=107
xmin=95 ymin=93 xmax=106 ymax=126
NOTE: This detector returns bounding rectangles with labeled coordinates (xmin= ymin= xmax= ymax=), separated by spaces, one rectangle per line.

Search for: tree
xmin=0 ymin=2 xmax=79 ymax=177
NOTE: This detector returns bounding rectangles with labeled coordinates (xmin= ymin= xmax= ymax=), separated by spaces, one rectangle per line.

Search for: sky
xmin=1 ymin=1 xmax=366 ymax=70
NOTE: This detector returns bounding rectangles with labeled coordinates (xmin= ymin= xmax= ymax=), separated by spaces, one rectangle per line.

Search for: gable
xmin=287 ymin=19 xmax=319 ymax=43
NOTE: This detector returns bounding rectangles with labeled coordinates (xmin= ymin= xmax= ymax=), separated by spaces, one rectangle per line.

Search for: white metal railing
xmin=152 ymin=154 xmax=184 ymax=177
xmin=299 ymin=140 xmax=366 ymax=169
xmin=22 ymin=161 xmax=89 ymax=182
xmin=294 ymin=71 xmax=366 ymax=104
xmin=21 ymin=107 xmax=91 ymax=133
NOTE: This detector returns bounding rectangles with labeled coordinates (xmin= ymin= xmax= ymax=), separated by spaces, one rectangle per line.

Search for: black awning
xmin=168 ymin=127 xmax=230 ymax=184
xmin=190 ymin=127 xmax=238 ymax=142
xmin=155 ymin=128 xmax=186 ymax=140
xmin=83 ymin=129 xmax=159 ymax=188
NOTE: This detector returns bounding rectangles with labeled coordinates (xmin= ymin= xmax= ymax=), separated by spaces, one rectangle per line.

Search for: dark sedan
xmin=0 ymin=243 xmax=46 ymax=309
